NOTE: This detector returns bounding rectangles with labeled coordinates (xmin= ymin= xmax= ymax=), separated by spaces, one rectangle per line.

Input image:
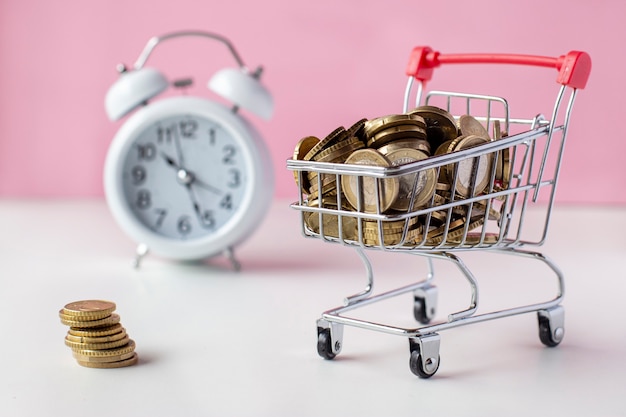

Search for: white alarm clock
xmin=103 ymin=31 xmax=274 ymax=269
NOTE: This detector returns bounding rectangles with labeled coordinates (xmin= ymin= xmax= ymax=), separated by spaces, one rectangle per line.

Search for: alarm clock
xmin=103 ymin=31 xmax=274 ymax=269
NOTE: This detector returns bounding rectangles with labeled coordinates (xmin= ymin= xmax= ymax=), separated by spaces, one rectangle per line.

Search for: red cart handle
xmin=406 ymin=46 xmax=591 ymax=89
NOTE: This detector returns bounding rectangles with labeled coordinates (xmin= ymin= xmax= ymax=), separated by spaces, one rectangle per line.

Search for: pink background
xmin=0 ymin=0 xmax=623 ymax=203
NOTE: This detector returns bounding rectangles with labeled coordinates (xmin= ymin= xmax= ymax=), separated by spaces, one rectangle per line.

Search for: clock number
xmin=223 ymin=145 xmax=236 ymax=164
xmin=177 ymin=215 xmax=192 ymax=235
xmin=137 ymin=143 xmax=156 ymax=161
xmin=136 ymin=190 xmax=151 ymax=210
xmin=208 ymin=128 xmax=216 ymax=145
xmin=157 ymin=125 xmax=176 ymax=143
xmin=154 ymin=208 xmax=167 ymax=228
xmin=180 ymin=120 xmax=197 ymax=138
xmin=131 ymin=165 xmax=146 ymax=185
xmin=201 ymin=210 xmax=215 ymax=228
xmin=220 ymin=194 xmax=232 ymax=210
xmin=227 ymin=168 xmax=240 ymax=188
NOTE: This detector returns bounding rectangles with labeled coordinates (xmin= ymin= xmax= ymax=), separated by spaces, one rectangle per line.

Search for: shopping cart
xmin=286 ymin=46 xmax=591 ymax=378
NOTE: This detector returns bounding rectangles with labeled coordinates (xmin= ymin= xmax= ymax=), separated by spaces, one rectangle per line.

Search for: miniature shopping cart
xmin=286 ymin=46 xmax=591 ymax=378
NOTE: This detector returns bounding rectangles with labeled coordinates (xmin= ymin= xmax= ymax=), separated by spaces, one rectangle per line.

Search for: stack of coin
xmin=291 ymin=106 xmax=512 ymax=247
xmin=59 ymin=300 xmax=138 ymax=368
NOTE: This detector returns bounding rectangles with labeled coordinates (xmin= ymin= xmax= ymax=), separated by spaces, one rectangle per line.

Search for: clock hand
xmin=162 ymin=151 xmax=223 ymax=195
xmin=160 ymin=152 xmax=180 ymax=169
xmin=193 ymin=177 xmax=223 ymax=195
xmin=185 ymin=184 xmax=214 ymax=229
xmin=173 ymin=133 xmax=186 ymax=167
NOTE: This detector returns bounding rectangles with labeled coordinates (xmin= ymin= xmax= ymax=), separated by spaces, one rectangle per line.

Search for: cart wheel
xmin=413 ymin=296 xmax=431 ymax=324
xmin=317 ymin=328 xmax=336 ymax=360
xmin=413 ymin=285 xmax=438 ymax=324
xmin=408 ymin=334 xmax=441 ymax=378
xmin=538 ymin=314 xmax=563 ymax=347
xmin=409 ymin=350 xmax=440 ymax=378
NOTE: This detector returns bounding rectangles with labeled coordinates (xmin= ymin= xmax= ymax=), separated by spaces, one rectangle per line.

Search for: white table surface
xmin=1 ymin=199 xmax=625 ymax=417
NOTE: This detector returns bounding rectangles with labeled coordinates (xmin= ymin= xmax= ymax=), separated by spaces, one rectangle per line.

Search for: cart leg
xmin=408 ymin=333 xmax=441 ymax=378
xmin=435 ymin=252 xmax=479 ymax=321
xmin=316 ymin=319 xmax=344 ymax=360
xmin=343 ymin=248 xmax=374 ymax=306
xmin=537 ymin=305 xmax=564 ymax=347
xmin=413 ymin=257 xmax=438 ymax=324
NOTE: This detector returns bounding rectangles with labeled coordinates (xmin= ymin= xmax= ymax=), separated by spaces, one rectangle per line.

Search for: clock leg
xmin=133 ymin=243 xmax=149 ymax=269
xmin=224 ymin=246 xmax=241 ymax=271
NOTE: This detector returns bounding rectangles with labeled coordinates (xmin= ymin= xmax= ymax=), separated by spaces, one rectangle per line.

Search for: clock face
xmin=120 ymin=113 xmax=249 ymax=241
xmin=105 ymin=96 xmax=273 ymax=260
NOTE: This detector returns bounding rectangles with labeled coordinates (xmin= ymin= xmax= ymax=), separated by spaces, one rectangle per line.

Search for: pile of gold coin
xmin=59 ymin=300 xmax=138 ymax=368
xmin=292 ymin=105 xmax=511 ymax=247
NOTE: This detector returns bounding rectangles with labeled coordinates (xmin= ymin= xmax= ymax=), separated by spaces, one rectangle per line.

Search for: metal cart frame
xmin=287 ymin=47 xmax=591 ymax=378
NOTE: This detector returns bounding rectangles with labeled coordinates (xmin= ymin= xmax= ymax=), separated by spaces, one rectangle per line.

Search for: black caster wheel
xmin=413 ymin=296 xmax=432 ymax=324
xmin=317 ymin=328 xmax=336 ymax=360
xmin=409 ymin=350 xmax=440 ymax=378
xmin=413 ymin=285 xmax=437 ymax=324
xmin=538 ymin=314 xmax=563 ymax=347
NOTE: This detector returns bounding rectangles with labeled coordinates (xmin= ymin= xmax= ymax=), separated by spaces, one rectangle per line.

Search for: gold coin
xmin=366 ymin=124 xmax=427 ymax=148
xmin=501 ymin=147 xmax=511 ymax=186
xmin=76 ymin=353 xmax=139 ymax=369
xmin=307 ymin=187 xmax=337 ymax=201
xmin=492 ymin=119 xmax=502 ymax=140
xmin=62 ymin=300 xmax=116 ymax=320
xmin=449 ymin=232 xmax=500 ymax=245
xmin=426 ymin=218 xmax=485 ymax=243
xmin=426 ymin=217 xmax=467 ymax=239
xmin=427 ymin=210 xmax=449 ymax=225
xmin=432 ymin=139 xmax=455 ymax=182
xmin=293 ymin=136 xmax=319 ymax=161
xmin=65 ymin=328 xmax=126 ymax=344
xmin=495 ymin=147 xmax=511 ymax=192
xmin=315 ymin=136 xmax=364 ymax=163
xmin=452 ymin=203 xmax=500 ymax=222
xmin=492 ymin=129 xmax=509 ymax=198
xmin=361 ymin=218 xmax=423 ymax=245
xmin=303 ymin=126 xmax=347 ymax=161
xmin=341 ymin=149 xmax=399 ymax=213
xmin=446 ymin=135 xmax=493 ymax=197
xmin=308 ymin=169 xmax=337 ymax=190
xmin=434 ymin=139 xmax=455 ymax=156
xmin=72 ymin=350 xmax=137 ymax=363
xmin=361 ymin=217 xmax=420 ymax=232
xmin=65 ymin=335 xmax=131 ymax=351
xmin=73 ymin=339 xmax=136 ymax=358
xmin=308 ymin=183 xmax=337 ymax=200
xmin=362 ymin=224 xmax=423 ymax=246
xmin=408 ymin=106 xmax=458 ymax=148
xmin=435 ymin=182 xmax=451 ymax=192
xmin=431 ymin=193 xmax=448 ymax=206
xmin=384 ymin=148 xmax=437 ymax=211
xmin=308 ymin=171 xmax=336 ymax=187
xmin=305 ymin=200 xmax=357 ymax=240
xmin=346 ymin=118 xmax=368 ymax=141
xmin=292 ymin=136 xmax=319 ymax=193
xmin=458 ymin=115 xmax=490 ymax=140
xmin=375 ymin=138 xmax=431 ymax=155
xmin=364 ymin=113 xmax=426 ymax=138
xmin=68 ymin=323 xmax=123 ymax=337
xmin=60 ymin=313 xmax=121 ymax=328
